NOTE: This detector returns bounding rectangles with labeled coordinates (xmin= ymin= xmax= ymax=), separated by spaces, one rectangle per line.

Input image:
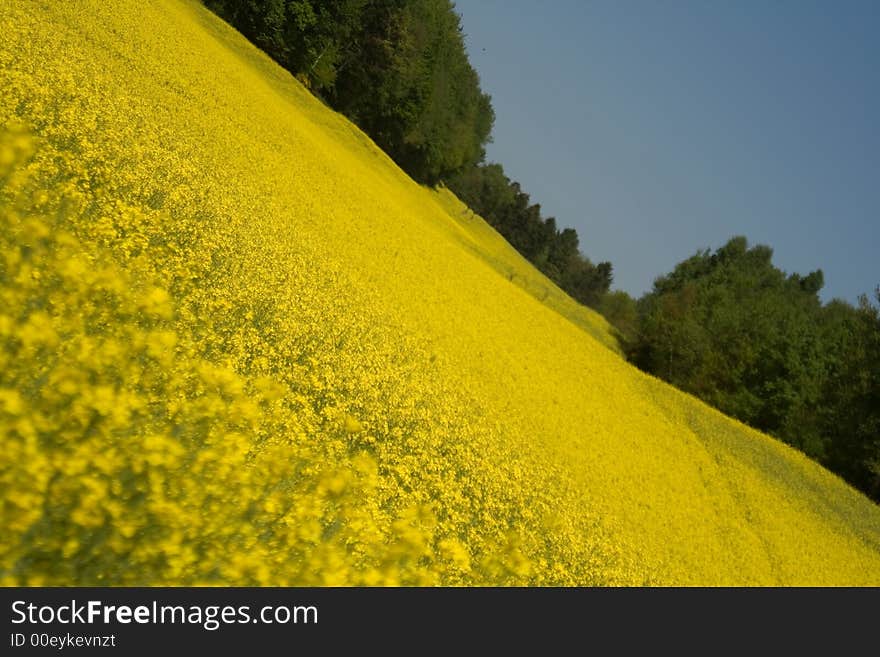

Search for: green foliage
xmin=447 ymin=162 xmax=612 ymax=308
xmin=598 ymin=290 xmax=639 ymax=352
xmin=818 ymin=291 xmax=880 ymax=498
xmin=634 ymin=237 xmax=824 ymax=449
xmin=630 ymin=237 xmax=879 ymax=501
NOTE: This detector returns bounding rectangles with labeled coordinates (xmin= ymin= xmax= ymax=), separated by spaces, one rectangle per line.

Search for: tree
xmin=819 ymin=290 xmax=880 ymax=498
xmin=598 ymin=290 xmax=639 ymax=353
xmin=633 ymin=237 xmax=826 ymax=453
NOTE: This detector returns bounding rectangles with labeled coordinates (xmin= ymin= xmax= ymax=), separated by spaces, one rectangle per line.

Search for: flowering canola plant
xmin=1 ymin=0 xmax=879 ymax=586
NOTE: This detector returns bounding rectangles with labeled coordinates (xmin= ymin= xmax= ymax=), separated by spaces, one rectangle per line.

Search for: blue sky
xmin=454 ymin=0 xmax=879 ymax=303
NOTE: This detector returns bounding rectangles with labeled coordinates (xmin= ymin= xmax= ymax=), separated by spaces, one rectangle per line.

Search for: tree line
xmin=204 ymin=1 xmax=877 ymax=502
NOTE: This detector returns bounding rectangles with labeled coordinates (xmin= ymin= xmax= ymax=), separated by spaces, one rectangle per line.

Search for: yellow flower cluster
xmin=1 ymin=0 xmax=878 ymax=585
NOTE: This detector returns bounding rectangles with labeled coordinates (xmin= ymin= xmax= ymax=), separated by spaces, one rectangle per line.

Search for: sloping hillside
xmin=1 ymin=0 xmax=878 ymax=585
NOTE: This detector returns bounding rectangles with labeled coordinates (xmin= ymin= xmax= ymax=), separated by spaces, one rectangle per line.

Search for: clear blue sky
xmin=454 ymin=0 xmax=879 ymax=303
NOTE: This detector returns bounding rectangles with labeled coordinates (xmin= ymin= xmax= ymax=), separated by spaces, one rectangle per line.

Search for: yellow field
xmin=1 ymin=0 xmax=878 ymax=585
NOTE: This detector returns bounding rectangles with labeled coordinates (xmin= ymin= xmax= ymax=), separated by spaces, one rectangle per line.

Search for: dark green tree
xmin=634 ymin=237 xmax=828 ymax=454
xmin=598 ymin=290 xmax=639 ymax=352
xmin=819 ymin=290 xmax=880 ymax=498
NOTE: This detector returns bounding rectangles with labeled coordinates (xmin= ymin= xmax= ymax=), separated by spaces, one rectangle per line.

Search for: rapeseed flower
xmin=0 ymin=0 xmax=878 ymax=587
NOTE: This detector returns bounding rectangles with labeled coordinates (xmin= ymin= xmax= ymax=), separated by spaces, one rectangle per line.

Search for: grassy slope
xmin=1 ymin=0 xmax=878 ymax=585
